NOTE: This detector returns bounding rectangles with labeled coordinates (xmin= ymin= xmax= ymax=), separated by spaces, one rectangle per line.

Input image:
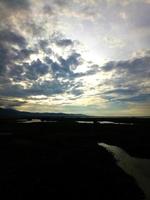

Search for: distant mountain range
xmin=0 ymin=108 xmax=87 ymax=119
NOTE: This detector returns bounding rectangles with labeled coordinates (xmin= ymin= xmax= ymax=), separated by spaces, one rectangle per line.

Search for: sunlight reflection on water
xmin=98 ymin=143 xmax=150 ymax=200
xmin=20 ymin=119 xmax=57 ymax=123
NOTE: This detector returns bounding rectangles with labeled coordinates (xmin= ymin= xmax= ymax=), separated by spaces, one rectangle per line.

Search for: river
xmin=98 ymin=143 xmax=150 ymax=200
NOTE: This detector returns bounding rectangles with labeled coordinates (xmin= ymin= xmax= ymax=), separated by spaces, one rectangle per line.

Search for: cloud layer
xmin=0 ymin=0 xmax=150 ymax=115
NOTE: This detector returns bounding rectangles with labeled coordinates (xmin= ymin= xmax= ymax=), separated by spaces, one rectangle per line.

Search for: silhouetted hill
xmin=0 ymin=107 xmax=87 ymax=119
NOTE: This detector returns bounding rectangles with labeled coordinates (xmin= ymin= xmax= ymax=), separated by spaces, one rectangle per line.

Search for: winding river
xmin=98 ymin=143 xmax=150 ymax=200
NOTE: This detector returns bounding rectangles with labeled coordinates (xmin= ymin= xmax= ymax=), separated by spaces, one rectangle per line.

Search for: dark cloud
xmin=0 ymin=44 xmax=86 ymax=98
xmin=84 ymin=64 xmax=100 ymax=76
xmin=55 ymin=39 xmax=73 ymax=47
xmin=101 ymin=87 xmax=140 ymax=102
xmin=46 ymin=54 xmax=100 ymax=79
xmin=43 ymin=5 xmax=54 ymax=15
xmin=70 ymin=89 xmax=83 ymax=96
xmin=49 ymin=56 xmax=99 ymax=80
xmin=15 ymin=48 xmax=36 ymax=60
xmin=0 ymin=0 xmax=29 ymax=9
xmin=0 ymin=44 xmax=8 ymax=75
xmin=102 ymin=61 xmax=116 ymax=72
xmin=100 ymin=92 xmax=150 ymax=105
xmin=25 ymin=59 xmax=50 ymax=80
xmin=101 ymin=85 xmax=150 ymax=104
xmin=102 ymin=56 xmax=150 ymax=78
xmin=28 ymin=79 xmax=83 ymax=97
xmin=54 ymin=0 xmax=69 ymax=7
xmin=69 ymin=83 xmax=83 ymax=96
xmin=39 ymin=38 xmax=86 ymax=80
xmin=117 ymin=94 xmax=150 ymax=103
xmin=50 ymin=32 xmax=75 ymax=47
xmin=0 ymin=84 xmax=26 ymax=98
xmin=8 ymin=65 xmax=24 ymax=82
xmin=0 ymin=29 xmax=26 ymax=47
xmin=0 ymin=38 xmax=86 ymax=98
xmin=1 ymin=58 xmax=49 ymax=83
xmin=0 ymin=31 xmax=92 ymax=100
xmin=103 ymin=88 xmax=138 ymax=96
xmin=0 ymin=78 xmax=83 ymax=98
xmin=27 ymin=80 xmax=71 ymax=96
xmin=39 ymin=40 xmax=52 ymax=54
xmin=5 ymin=47 xmax=36 ymax=63
xmin=0 ymin=30 xmax=34 ymax=79
xmin=39 ymin=37 xmax=73 ymax=53
xmin=99 ymin=54 xmax=150 ymax=105
xmin=45 ymin=53 xmax=84 ymax=79
xmin=44 ymin=56 xmax=53 ymax=64
xmin=0 ymin=98 xmax=27 ymax=108
xmin=0 ymin=39 xmax=100 ymax=101
xmin=39 ymin=40 xmax=48 ymax=50
xmin=58 ymin=52 xmax=81 ymax=70
xmin=65 ymin=53 xmax=81 ymax=67
xmin=1 ymin=31 xmax=149 ymax=104
xmin=0 ymin=45 xmax=16 ymax=76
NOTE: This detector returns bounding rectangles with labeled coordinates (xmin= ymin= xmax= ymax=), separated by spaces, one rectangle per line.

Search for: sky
xmin=0 ymin=0 xmax=150 ymax=116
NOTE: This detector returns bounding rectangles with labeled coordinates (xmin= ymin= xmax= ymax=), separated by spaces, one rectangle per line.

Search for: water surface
xmin=98 ymin=143 xmax=150 ymax=200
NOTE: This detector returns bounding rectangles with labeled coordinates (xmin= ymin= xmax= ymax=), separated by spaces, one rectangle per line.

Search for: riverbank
xmin=0 ymin=119 xmax=149 ymax=199
xmin=99 ymin=143 xmax=150 ymax=200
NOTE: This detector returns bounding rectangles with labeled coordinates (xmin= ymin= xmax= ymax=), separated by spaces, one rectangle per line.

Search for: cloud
xmin=39 ymin=40 xmax=52 ymax=54
xmin=25 ymin=59 xmax=50 ymax=80
xmin=0 ymin=29 xmax=28 ymax=77
xmin=0 ymin=78 xmax=84 ymax=99
xmin=0 ymin=0 xmax=149 ymax=115
xmin=0 ymin=98 xmax=27 ymax=108
xmin=103 ymin=36 xmax=125 ymax=48
xmin=0 ymin=84 xmax=27 ymax=98
xmin=100 ymin=52 xmax=150 ymax=107
xmin=0 ymin=35 xmax=87 ymax=98
xmin=45 ymin=52 xmax=85 ymax=80
xmin=0 ymin=0 xmax=29 ymax=9
xmin=58 ymin=52 xmax=81 ymax=69
xmin=127 ymin=2 xmax=150 ymax=29
xmin=103 ymin=88 xmax=138 ymax=96
xmin=8 ymin=65 xmax=25 ymax=82
xmin=0 ymin=44 xmax=8 ymax=75
xmin=118 ymin=93 xmax=150 ymax=103
xmin=0 ymin=29 xmax=99 ymax=105
xmin=54 ymin=0 xmax=69 ymax=7
xmin=6 ymin=59 xmax=49 ymax=82
xmin=55 ymin=39 xmax=73 ymax=47
xmin=0 ymin=29 xmax=35 ymax=78
xmin=102 ymin=55 xmax=150 ymax=78
xmin=0 ymin=29 xmax=26 ymax=47
xmin=15 ymin=48 xmax=37 ymax=60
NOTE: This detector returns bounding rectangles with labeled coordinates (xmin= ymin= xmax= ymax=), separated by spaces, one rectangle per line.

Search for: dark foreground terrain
xmin=0 ymin=118 xmax=149 ymax=199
